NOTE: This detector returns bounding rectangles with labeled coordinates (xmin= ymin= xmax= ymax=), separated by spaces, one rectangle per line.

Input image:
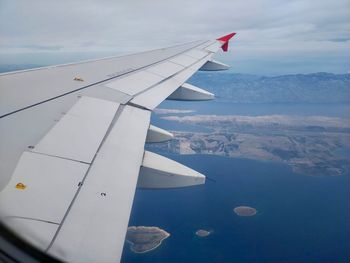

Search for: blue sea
xmin=121 ymin=99 xmax=350 ymax=263
xmin=122 ymin=155 xmax=350 ymax=263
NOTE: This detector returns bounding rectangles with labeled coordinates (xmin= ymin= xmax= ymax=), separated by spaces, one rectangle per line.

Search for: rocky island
xmin=195 ymin=229 xmax=212 ymax=237
xmin=234 ymin=206 xmax=257 ymax=216
xmin=125 ymin=226 xmax=170 ymax=253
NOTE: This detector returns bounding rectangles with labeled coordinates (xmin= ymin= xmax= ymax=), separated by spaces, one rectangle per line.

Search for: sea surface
xmin=122 ymin=100 xmax=350 ymax=262
xmin=157 ymin=100 xmax=350 ymax=117
xmin=122 ymin=155 xmax=350 ymax=263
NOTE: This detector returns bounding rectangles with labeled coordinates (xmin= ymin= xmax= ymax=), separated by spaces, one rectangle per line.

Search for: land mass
xmin=125 ymin=226 xmax=170 ymax=253
xmin=234 ymin=206 xmax=257 ymax=216
xmin=147 ymin=113 xmax=350 ymax=176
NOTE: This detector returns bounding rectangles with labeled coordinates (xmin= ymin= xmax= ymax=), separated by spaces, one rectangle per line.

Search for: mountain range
xmin=189 ymin=72 xmax=350 ymax=103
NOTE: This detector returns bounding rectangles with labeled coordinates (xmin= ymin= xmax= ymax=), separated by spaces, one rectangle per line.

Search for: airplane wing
xmin=0 ymin=33 xmax=236 ymax=262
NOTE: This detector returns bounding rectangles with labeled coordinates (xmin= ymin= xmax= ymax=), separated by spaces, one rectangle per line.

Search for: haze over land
xmin=148 ymin=72 xmax=350 ymax=177
xmin=190 ymin=72 xmax=350 ymax=103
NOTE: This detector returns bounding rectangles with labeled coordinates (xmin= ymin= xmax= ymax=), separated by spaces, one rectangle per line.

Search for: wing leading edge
xmin=0 ymin=33 xmax=236 ymax=262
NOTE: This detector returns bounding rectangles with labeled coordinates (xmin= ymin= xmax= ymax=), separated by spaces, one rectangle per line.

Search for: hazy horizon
xmin=1 ymin=0 xmax=349 ymax=75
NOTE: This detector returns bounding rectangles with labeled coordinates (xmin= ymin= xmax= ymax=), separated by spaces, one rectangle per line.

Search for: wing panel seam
xmin=3 ymin=216 xmax=60 ymax=226
xmin=28 ymin=151 xmax=90 ymax=165
xmin=45 ymin=104 xmax=126 ymax=252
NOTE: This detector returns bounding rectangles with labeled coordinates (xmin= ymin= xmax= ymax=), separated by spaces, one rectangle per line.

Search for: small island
xmin=234 ymin=206 xmax=257 ymax=216
xmin=195 ymin=229 xmax=212 ymax=237
xmin=126 ymin=226 xmax=170 ymax=253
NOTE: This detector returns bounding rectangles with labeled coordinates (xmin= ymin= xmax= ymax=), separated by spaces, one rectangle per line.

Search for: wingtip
xmin=216 ymin=32 xmax=236 ymax=42
xmin=216 ymin=32 xmax=236 ymax=52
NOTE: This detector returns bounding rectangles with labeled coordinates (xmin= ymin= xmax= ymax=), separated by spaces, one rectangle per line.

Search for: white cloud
xmin=0 ymin=0 xmax=349 ymax=74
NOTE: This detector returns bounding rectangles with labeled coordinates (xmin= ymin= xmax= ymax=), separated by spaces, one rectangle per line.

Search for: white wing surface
xmin=0 ymin=33 xmax=236 ymax=262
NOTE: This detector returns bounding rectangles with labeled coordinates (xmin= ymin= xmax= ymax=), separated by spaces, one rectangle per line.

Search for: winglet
xmin=216 ymin=32 xmax=236 ymax=52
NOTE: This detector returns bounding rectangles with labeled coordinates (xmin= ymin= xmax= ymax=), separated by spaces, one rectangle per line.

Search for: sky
xmin=0 ymin=0 xmax=349 ymax=75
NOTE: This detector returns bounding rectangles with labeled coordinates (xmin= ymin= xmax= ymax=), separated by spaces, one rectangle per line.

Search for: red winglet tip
xmin=216 ymin=32 xmax=236 ymax=52
xmin=216 ymin=32 xmax=236 ymax=42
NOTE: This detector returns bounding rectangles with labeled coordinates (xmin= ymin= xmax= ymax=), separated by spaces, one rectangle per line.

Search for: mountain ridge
xmin=189 ymin=72 xmax=350 ymax=104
